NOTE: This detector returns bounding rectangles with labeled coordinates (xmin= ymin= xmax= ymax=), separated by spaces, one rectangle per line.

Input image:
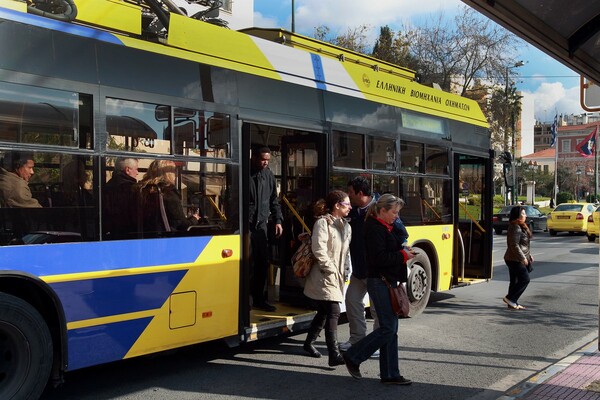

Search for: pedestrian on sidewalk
xmin=302 ymin=190 xmax=352 ymax=367
xmin=341 ymin=194 xmax=416 ymax=385
xmin=503 ymin=205 xmax=532 ymax=310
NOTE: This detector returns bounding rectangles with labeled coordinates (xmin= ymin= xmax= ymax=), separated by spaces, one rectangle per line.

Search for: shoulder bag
xmin=292 ymin=232 xmax=315 ymax=277
xmin=382 ymin=276 xmax=410 ymax=318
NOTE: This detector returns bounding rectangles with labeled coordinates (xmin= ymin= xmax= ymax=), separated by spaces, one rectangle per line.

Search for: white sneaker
xmin=371 ymin=349 xmax=380 ymax=358
xmin=503 ymin=296 xmax=517 ymax=309
xmin=339 ymin=341 xmax=352 ymax=352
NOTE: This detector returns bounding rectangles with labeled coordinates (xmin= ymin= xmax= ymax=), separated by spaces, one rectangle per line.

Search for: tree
xmin=404 ymin=6 xmax=519 ymax=94
xmin=313 ymin=24 xmax=371 ymax=54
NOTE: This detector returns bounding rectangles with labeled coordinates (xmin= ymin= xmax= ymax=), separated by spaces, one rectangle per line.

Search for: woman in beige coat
xmin=303 ymin=190 xmax=352 ymax=366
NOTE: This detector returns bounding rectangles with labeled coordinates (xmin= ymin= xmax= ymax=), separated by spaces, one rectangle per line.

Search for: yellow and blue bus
xmin=0 ymin=1 xmax=492 ymax=398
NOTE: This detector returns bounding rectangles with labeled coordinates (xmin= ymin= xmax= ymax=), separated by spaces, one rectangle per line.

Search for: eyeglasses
xmin=338 ymin=201 xmax=351 ymax=207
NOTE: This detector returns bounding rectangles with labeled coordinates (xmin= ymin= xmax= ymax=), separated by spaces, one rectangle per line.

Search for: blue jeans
xmin=345 ymin=277 xmax=401 ymax=380
xmin=505 ymin=260 xmax=530 ymax=303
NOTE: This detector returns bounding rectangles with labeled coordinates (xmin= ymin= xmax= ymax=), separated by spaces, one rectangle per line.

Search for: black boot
xmin=325 ymin=331 xmax=344 ymax=366
xmin=303 ymin=326 xmax=322 ymax=358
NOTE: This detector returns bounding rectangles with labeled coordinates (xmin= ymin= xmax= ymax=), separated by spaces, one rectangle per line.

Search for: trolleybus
xmin=0 ymin=1 xmax=493 ymax=398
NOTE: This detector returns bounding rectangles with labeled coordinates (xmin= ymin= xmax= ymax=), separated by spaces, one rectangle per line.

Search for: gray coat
xmin=303 ymin=214 xmax=351 ymax=302
xmin=504 ymin=223 xmax=531 ymax=264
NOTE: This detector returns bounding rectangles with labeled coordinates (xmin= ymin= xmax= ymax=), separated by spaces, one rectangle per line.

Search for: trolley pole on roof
xmin=291 ymin=0 xmax=295 ymax=32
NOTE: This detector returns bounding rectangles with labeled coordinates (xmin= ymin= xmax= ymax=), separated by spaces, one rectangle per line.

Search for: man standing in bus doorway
xmin=0 ymin=152 xmax=42 ymax=208
xmin=249 ymin=147 xmax=283 ymax=312
xmin=341 ymin=176 xmax=379 ymax=353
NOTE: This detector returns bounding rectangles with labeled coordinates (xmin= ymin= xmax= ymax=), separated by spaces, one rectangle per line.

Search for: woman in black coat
xmin=136 ymin=160 xmax=200 ymax=232
xmin=342 ymin=194 xmax=415 ymax=385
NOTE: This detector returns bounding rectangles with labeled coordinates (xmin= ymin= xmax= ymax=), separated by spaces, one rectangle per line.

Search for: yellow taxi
xmin=586 ymin=206 xmax=600 ymax=241
xmin=547 ymin=202 xmax=596 ymax=236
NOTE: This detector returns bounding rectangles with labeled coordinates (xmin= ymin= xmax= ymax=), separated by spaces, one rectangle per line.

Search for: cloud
xmin=287 ymin=0 xmax=462 ymax=40
xmin=524 ymin=82 xmax=584 ymax=121
xmin=253 ymin=11 xmax=281 ymax=29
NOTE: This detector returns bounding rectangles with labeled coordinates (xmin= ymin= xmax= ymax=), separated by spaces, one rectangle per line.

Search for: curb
xmin=497 ymin=339 xmax=599 ymax=399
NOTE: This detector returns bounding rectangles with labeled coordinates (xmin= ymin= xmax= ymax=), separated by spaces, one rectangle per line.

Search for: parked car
xmin=586 ymin=206 xmax=600 ymax=241
xmin=547 ymin=203 xmax=596 ymax=236
xmin=493 ymin=205 xmax=548 ymax=234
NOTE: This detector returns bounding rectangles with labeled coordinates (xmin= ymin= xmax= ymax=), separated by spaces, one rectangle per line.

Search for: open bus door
xmin=278 ymin=134 xmax=325 ymax=306
xmin=454 ymin=153 xmax=493 ymax=285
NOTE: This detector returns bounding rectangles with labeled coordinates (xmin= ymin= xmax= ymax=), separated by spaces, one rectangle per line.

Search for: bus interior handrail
xmin=458 ymin=202 xmax=486 ymax=233
xmin=282 ymin=195 xmax=311 ymax=234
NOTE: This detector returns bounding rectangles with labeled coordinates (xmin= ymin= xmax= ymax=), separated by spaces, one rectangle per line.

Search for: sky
xmin=253 ymin=0 xmax=584 ymax=123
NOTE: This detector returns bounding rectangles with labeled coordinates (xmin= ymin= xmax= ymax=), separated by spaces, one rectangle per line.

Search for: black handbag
xmin=526 ymin=256 xmax=534 ymax=273
xmin=382 ymin=276 xmax=410 ymax=317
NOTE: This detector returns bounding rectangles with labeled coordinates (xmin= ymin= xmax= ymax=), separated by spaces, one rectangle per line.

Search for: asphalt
xmin=498 ymin=338 xmax=600 ymax=400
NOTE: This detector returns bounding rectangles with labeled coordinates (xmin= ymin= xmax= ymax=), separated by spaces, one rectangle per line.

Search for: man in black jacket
xmin=103 ymin=157 xmax=138 ymax=239
xmin=249 ymin=147 xmax=283 ymax=312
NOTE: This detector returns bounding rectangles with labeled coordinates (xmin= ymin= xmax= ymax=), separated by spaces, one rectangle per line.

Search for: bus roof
xmin=0 ymin=0 xmax=488 ymax=128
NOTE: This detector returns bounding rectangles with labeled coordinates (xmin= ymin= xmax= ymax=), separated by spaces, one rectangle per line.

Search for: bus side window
xmin=0 ymin=151 xmax=98 ymax=245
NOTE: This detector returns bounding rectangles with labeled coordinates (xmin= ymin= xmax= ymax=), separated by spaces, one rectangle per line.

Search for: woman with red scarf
xmin=503 ymin=206 xmax=533 ymax=310
xmin=342 ymin=194 xmax=415 ymax=385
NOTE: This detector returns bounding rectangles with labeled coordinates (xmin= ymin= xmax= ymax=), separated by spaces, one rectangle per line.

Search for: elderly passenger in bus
xmin=0 ymin=152 xmax=42 ymax=208
xmin=103 ymin=157 xmax=139 ymax=239
xmin=135 ymin=160 xmax=200 ymax=232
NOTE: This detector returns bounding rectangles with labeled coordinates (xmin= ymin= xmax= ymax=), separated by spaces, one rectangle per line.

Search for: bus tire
xmin=588 ymin=234 xmax=596 ymax=242
xmin=405 ymin=248 xmax=432 ymax=317
xmin=549 ymin=229 xmax=557 ymax=236
xmin=0 ymin=292 xmax=53 ymax=400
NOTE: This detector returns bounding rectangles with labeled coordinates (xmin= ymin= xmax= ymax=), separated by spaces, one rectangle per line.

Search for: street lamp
xmin=576 ymin=166 xmax=583 ymax=201
xmin=528 ymin=161 xmax=537 ymax=205
xmin=505 ymin=61 xmax=525 ymax=204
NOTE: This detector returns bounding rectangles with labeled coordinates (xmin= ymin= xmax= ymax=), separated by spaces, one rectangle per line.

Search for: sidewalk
xmin=499 ymin=339 xmax=600 ymax=400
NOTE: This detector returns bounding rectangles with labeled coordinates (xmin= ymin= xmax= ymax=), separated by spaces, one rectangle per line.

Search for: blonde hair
xmin=366 ymin=193 xmax=405 ymax=219
xmin=137 ymin=160 xmax=176 ymax=191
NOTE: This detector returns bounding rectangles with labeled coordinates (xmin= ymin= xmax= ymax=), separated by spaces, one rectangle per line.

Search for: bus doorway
xmin=245 ymin=123 xmax=325 ymax=314
xmin=454 ymin=153 xmax=493 ymax=284
xmin=278 ymin=134 xmax=325 ymax=305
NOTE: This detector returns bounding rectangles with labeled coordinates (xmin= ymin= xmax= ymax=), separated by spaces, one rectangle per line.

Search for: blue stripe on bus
xmin=310 ymin=53 xmax=326 ymax=90
xmin=67 ymin=317 xmax=153 ymax=370
xmin=1 ymin=237 xmax=210 ymax=276
xmin=0 ymin=7 xmax=124 ymax=45
xmin=50 ymin=270 xmax=187 ymax=322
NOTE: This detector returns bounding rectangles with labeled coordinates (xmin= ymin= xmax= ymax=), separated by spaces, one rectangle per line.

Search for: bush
xmin=493 ymin=195 xmax=505 ymax=207
xmin=556 ymin=191 xmax=573 ymax=205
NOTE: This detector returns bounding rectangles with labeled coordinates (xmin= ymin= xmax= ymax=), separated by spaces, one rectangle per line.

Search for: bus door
xmin=454 ymin=153 xmax=493 ymax=284
xmin=278 ymin=134 xmax=325 ymax=305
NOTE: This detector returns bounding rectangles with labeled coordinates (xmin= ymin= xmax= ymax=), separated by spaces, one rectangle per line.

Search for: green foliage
xmin=493 ymin=194 xmax=505 ymax=207
xmin=556 ymin=191 xmax=573 ymax=204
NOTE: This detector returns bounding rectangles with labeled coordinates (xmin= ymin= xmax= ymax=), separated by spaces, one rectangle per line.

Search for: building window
xmin=562 ymin=140 xmax=571 ymax=152
xmin=221 ymin=0 xmax=232 ymax=12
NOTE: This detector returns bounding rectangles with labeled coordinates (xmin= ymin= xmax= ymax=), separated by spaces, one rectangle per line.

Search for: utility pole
xmin=506 ymin=61 xmax=524 ymax=204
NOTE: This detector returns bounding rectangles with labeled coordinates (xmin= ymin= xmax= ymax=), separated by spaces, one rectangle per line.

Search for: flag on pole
xmin=550 ymin=114 xmax=558 ymax=147
xmin=576 ymin=126 xmax=598 ymax=158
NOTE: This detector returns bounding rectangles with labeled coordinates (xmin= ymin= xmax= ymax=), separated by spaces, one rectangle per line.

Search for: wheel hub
xmin=407 ymin=264 xmax=428 ymax=302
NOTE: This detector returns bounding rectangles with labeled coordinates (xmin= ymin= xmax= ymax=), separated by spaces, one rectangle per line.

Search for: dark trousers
xmin=345 ymin=278 xmax=401 ymax=380
xmin=309 ymin=300 xmax=341 ymax=334
xmin=505 ymin=260 xmax=530 ymax=303
xmin=250 ymin=225 xmax=269 ymax=304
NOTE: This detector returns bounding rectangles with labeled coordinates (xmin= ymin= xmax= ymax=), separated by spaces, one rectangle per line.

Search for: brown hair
xmin=509 ymin=205 xmax=532 ymax=237
xmin=313 ymin=190 xmax=348 ymax=216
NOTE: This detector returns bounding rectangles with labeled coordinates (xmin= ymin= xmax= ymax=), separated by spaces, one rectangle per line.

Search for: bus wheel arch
xmin=406 ymin=244 xmax=436 ymax=317
xmin=0 ymin=275 xmax=67 ymax=394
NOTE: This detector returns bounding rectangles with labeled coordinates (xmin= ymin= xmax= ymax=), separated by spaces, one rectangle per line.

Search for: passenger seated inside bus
xmin=0 ymin=151 xmax=42 ymax=208
xmin=135 ymin=160 xmax=201 ymax=233
xmin=103 ymin=157 xmax=139 ymax=240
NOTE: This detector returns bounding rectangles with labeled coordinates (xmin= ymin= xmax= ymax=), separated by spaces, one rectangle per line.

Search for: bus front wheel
xmin=0 ymin=292 xmax=53 ymax=400
xmin=406 ymin=248 xmax=432 ymax=317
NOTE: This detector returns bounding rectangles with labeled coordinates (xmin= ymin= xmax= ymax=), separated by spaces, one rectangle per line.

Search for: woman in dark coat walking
xmin=342 ymin=194 xmax=415 ymax=385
